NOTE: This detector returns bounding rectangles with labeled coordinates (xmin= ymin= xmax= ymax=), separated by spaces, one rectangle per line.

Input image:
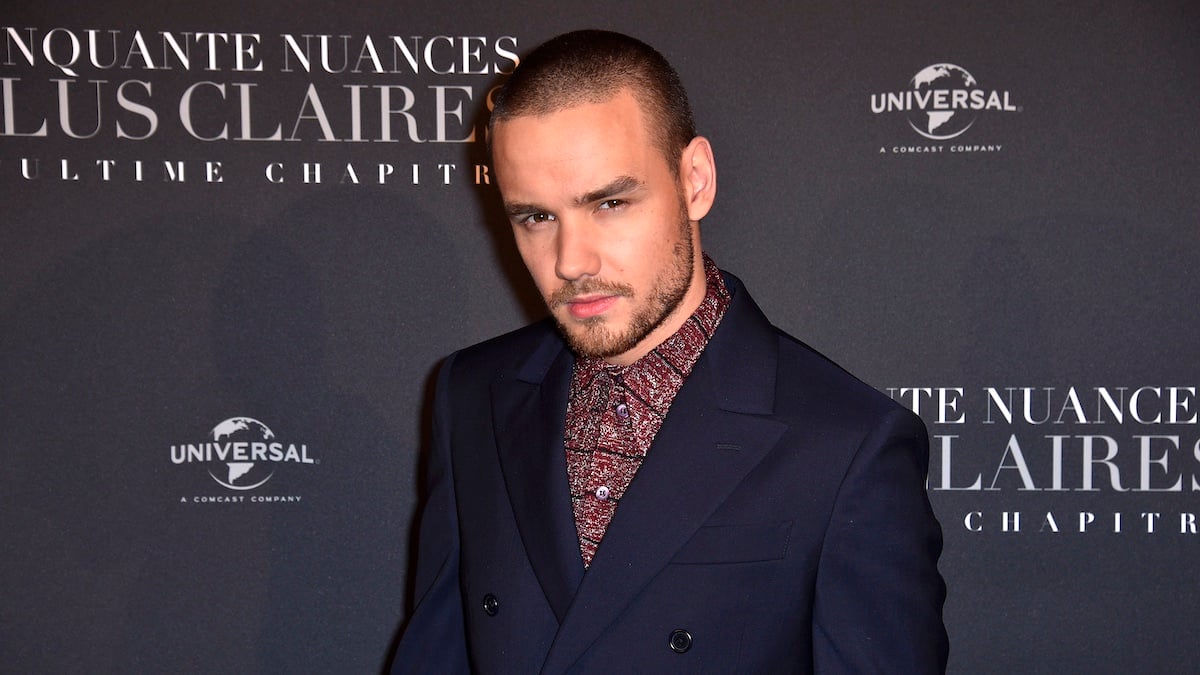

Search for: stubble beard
xmin=549 ymin=201 xmax=696 ymax=361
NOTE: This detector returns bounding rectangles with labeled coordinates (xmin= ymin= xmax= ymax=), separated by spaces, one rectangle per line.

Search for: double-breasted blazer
xmin=394 ymin=272 xmax=948 ymax=673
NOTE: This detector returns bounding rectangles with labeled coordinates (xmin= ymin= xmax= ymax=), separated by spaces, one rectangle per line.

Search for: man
xmin=394 ymin=30 xmax=947 ymax=673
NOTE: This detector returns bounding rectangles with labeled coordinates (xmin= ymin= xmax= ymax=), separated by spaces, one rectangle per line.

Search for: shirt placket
xmin=593 ymin=368 xmax=633 ymax=506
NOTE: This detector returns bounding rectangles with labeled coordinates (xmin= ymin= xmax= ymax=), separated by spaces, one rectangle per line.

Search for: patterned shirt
xmin=563 ymin=255 xmax=731 ymax=566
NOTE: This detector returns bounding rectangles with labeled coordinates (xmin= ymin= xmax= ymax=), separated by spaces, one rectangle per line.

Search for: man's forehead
xmin=493 ymin=95 xmax=650 ymax=176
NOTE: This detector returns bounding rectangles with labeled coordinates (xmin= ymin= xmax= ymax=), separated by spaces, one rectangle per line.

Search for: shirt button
xmin=595 ymin=485 xmax=610 ymax=501
xmin=615 ymin=403 xmax=629 ymax=419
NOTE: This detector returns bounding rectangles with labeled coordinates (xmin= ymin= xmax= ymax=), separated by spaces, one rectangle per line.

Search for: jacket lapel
xmin=540 ymin=276 xmax=787 ymax=673
xmin=491 ymin=330 xmax=585 ymax=623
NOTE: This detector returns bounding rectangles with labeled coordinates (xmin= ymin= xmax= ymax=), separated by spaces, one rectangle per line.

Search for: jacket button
xmin=482 ymin=593 xmax=499 ymax=616
xmin=668 ymin=629 xmax=692 ymax=653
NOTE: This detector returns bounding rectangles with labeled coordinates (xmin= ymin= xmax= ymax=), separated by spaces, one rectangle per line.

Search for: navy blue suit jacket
xmin=394 ymin=273 xmax=947 ymax=673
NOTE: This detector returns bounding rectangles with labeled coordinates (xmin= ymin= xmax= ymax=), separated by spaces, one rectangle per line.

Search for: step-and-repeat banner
xmin=3 ymin=2 xmax=1196 ymax=672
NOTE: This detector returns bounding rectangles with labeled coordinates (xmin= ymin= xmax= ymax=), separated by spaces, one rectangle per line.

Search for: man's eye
xmin=519 ymin=213 xmax=555 ymax=226
xmin=598 ymin=199 xmax=624 ymax=210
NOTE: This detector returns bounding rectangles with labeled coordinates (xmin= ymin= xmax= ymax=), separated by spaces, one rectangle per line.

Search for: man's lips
xmin=565 ymin=294 xmax=619 ymax=319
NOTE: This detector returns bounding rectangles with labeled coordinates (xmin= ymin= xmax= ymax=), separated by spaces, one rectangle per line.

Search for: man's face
xmin=491 ymin=89 xmax=709 ymax=366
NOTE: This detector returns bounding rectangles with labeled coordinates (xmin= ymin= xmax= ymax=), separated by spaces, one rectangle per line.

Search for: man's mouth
xmin=565 ymin=294 xmax=619 ymax=320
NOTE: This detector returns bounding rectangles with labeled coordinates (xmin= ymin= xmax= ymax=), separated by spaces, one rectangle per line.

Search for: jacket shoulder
xmin=716 ymin=269 xmax=911 ymax=429
xmin=771 ymin=327 xmax=915 ymax=429
xmin=442 ymin=318 xmax=561 ymax=386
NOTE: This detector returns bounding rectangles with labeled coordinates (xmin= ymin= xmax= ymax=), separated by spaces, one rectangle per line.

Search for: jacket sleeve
xmin=392 ymin=354 xmax=471 ymax=674
xmin=812 ymin=407 xmax=949 ymax=673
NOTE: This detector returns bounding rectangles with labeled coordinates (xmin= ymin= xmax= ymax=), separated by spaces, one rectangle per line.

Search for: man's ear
xmin=679 ymin=136 xmax=716 ymax=222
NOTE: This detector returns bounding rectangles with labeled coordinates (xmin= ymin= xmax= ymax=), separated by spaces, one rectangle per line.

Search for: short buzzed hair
xmin=488 ymin=30 xmax=697 ymax=176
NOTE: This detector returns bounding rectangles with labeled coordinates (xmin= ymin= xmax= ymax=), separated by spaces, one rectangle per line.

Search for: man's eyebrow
xmin=503 ymin=201 xmax=543 ymax=217
xmin=574 ymin=176 xmax=644 ymax=206
xmin=503 ymin=176 xmax=645 ymax=217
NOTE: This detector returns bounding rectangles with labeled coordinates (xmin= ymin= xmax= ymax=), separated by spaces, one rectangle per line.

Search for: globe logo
xmin=871 ymin=63 xmax=1019 ymax=150
xmin=906 ymin=63 xmax=978 ymax=140
xmin=208 ymin=417 xmax=277 ymax=490
xmin=170 ymin=416 xmax=316 ymax=493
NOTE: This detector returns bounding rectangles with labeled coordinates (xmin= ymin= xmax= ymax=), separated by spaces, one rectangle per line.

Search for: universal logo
xmin=872 ymin=63 xmax=1020 ymax=153
xmin=171 ymin=417 xmax=316 ymax=493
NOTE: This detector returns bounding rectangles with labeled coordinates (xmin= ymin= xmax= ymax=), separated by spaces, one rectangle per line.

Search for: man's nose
xmin=554 ymin=222 xmax=600 ymax=281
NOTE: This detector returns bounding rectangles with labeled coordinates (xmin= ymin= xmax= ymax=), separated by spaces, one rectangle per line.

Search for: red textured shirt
xmin=563 ymin=255 xmax=731 ymax=567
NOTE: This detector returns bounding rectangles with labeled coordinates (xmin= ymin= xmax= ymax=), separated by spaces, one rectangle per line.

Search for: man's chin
xmin=555 ymin=317 xmax=630 ymax=360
